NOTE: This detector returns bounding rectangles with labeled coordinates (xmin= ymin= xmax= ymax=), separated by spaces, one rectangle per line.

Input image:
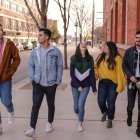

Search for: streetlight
xmin=75 ymin=21 xmax=78 ymax=47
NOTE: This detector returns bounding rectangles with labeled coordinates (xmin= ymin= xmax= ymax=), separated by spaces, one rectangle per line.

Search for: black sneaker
xmin=101 ymin=112 xmax=107 ymax=122
xmin=107 ymin=120 xmax=112 ymax=128
xmin=127 ymin=118 xmax=132 ymax=126
xmin=136 ymin=129 xmax=140 ymax=137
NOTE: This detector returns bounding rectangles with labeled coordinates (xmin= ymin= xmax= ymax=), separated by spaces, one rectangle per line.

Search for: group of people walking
xmin=0 ymin=24 xmax=140 ymax=138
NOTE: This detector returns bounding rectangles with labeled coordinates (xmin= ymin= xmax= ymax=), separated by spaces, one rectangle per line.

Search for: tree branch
xmin=35 ymin=0 xmax=43 ymax=17
xmin=24 ymin=0 xmax=40 ymax=29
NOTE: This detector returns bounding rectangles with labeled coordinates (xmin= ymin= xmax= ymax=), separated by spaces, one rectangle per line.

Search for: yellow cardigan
xmin=94 ymin=55 xmax=126 ymax=93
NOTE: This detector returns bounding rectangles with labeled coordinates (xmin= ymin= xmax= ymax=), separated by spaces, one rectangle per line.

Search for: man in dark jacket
xmin=123 ymin=30 xmax=140 ymax=137
xmin=0 ymin=25 xmax=20 ymax=134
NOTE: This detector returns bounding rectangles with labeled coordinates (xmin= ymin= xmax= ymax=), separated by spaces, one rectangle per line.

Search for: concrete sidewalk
xmin=0 ymin=46 xmax=139 ymax=140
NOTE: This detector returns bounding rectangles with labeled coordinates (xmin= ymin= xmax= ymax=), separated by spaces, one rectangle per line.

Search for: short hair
xmin=39 ymin=28 xmax=51 ymax=39
xmin=136 ymin=31 xmax=140 ymax=35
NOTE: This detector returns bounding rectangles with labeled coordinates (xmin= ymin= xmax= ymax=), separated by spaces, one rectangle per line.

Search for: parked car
xmin=16 ymin=43 xmax=24 ymax=52
xmin=31 ymin=41 xmax=38 ymax=48
xmin=21 ymin=42 xmax=33 ymax=50
xmin=27 ymin=42 xmax=33 ymax=50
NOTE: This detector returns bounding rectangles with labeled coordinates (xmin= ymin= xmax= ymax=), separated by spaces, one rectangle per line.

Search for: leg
xmin=127 ymin=88 xmax=137 ymax=126
xmin=137 ymin=91 xmax=140 ymax=129
xmin=78 ymin=87 xmax=90 ymax=122
xmin=0 ymin=80 xmax=13 ymax=113
xmin=98 ymin=81 xmax=108 ymax=115
xmin=45 ymin=84 xmax=57 ymax=123
xmin=107 ymin=82 xmax=118 ymax=120
xmin=0 ymin=112 xmax=1 ymax=124
xmin=71 ymin=87 xmax=80 ymax=114
xmin=30 ymin=83 xmax=44 ymax=129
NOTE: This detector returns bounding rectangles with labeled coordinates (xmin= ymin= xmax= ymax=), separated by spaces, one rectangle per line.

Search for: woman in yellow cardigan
xmin=94 ymin=41 xmax=126 ymax=128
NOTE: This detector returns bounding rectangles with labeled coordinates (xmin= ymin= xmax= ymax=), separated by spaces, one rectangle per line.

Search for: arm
xmin=28 ymin=51 xmax=35 ymax=81
xmin=122 ymin=50 xmax=133 ymax=79
xmin=56 ymin=49 xmax=63 ymax=85
xmin=10 ymin=41 xmax=21 ymax=76
xmin=116 ymin=56 xmax=126 ymax=93
xmin=90 ymin=57 xmax=97 ymax=92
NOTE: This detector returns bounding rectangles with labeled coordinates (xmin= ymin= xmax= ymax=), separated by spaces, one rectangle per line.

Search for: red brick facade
xmin=103 ymin=0 xmax=140 ymax=45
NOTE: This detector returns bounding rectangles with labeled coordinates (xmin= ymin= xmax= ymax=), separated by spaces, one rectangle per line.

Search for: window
xmin=11 ymin=3 xmax=17 ymax=12
xmin=5 ymin=18 xmax=11 ymax=29
xmin=4 ymin=0 xmax=10 ymax=9
xmin=18 ymin=6 xmax=23 ymax=14
xmin=18 ymin=21 xmax=22 ymax=31
xmin=12 ymin=20 xmax=18 ymax=30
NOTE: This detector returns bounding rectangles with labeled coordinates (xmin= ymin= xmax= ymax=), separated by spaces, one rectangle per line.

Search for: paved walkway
xmin=0 ymin=45 xmax=140 ymax=140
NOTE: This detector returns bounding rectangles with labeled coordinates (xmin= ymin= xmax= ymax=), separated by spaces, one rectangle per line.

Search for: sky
xmin=48 ymin=0 xmax=103 ymax=36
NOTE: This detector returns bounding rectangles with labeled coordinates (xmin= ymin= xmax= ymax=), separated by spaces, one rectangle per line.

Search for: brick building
xmin=0 ymin=0 xmax=58 ymax=43
xmin=103 ymin=0 xmax=140 ymax=45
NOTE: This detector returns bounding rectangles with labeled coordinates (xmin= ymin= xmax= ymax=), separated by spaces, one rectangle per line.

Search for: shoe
xmin=25 ymin=128 xmax=35 ymax=138
xmin=107 ymin=120 xmax=112 ymax=128
xmin=136 ymin=129 xmax=140 ymax=137
xmin=77 ymin=122 xmax=84 ymax=132
xmin=8 ymin=112 xmax=14 ymax=124
xmin=0 ymin=124 xmax=2 ymax=135
xmin=127 ymin=118 xmax=132 ymax=126
xmin=46 ymin=123 xmax=53 ymax=133
xmin=101 ymin=112 xmax=107 ymax=122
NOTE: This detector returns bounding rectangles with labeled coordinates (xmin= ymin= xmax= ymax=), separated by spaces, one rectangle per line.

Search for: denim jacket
xmin=28 ymin=44 xmax=63 ymax=85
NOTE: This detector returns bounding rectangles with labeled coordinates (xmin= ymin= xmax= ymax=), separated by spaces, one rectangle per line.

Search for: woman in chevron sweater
xmin=70 ymin=42 xmax=97 ymax=132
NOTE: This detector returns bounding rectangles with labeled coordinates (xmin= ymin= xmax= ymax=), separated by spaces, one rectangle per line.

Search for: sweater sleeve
xmin=90 ymin=57 xmax=97 ymax=92
xmin=116 ymin=56 xmax=126 ymax=93
xmin=70 ymin=56 xmax=80 ymax=87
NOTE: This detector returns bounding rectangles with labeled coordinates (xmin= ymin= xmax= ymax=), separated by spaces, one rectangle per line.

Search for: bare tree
xmin=71 ymin=1 xmax=89 ymax=42
xmin=24 ymin=0 xmax=49 ymax=28
xmin=54 ymin=0 xmax=72 ymax=69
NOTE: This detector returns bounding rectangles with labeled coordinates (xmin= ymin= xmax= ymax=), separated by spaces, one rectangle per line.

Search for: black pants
xmin=127 ymin=86 xmax=140 ymax=128
xmin=30 ymin=82 xmax=57 ymax=129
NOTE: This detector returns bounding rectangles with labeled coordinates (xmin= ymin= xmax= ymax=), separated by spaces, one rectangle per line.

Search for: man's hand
xmin=136 ymin=81 xmax=140 ymax=89
xmin=130 ymin=76 xmax=137 ymax=83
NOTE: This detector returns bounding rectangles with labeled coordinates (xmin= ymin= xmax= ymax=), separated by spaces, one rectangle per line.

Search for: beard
xmin=136 ymin=41 xmax=140 ymax=47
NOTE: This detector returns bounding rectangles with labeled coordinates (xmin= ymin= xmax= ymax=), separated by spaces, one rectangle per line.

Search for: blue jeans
xmin=98 ymin=79 xmax=118 ymax=120
xmin=0 ymin=80 xmax=13 ymax=113
xmin=71 ymin=86 xmax=90 ymax=122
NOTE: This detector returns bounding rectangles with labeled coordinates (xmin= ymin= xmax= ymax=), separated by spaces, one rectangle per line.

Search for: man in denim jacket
xmin=25 ymin=28 xmax=63 ymax=138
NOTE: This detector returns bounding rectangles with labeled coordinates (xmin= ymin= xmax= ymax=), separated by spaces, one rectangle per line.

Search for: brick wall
xmin=103 ymin=0 xmax=140 ymax=46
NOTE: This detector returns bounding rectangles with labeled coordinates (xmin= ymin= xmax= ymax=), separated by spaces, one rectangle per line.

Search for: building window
xmin=18 ymin=6 xmax=23 ymax=14
xmin=11 ymin=3 xmax=17 ymax=12
xmin=4 ymin=0 xmax=10 ymax=9
xmin=5 ymin=18 xmax=11 ymax=29
xmin=18 ymin=21 xmax=22 ymax=31
xmin=12 ymin=20 xmax=17 ymax=30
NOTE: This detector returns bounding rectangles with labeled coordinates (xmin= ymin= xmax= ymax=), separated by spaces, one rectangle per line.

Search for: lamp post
xmin=75 ymin=21 xmax=78 ymax=47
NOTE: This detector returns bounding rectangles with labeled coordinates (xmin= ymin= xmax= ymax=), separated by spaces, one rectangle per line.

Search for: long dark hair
xmin=96 ymin=41 xmax=120 ymax=70
xmin=75 ymin=43 xmax=91 ymax=62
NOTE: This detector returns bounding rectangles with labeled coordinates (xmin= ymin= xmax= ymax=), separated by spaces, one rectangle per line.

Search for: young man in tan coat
xmin=0 ymin=25 xmax=20 ymax=134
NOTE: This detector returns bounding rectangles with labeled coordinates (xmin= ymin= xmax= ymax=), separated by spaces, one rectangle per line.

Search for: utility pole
xmin=91 ymin=0 xmax=95 ymax=47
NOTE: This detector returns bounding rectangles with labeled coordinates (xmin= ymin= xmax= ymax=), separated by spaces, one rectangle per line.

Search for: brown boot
xmin=107 ymin=120 xmax=112 ymax=128
xmin=101 ymin=112 xmax=107 ymax=122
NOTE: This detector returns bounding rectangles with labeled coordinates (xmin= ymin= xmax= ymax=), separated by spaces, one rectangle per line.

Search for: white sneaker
xmin=0 ymin=124 xmax=2 ymax=135
xmin=77 ymin=122 xmax=84 ymax=132
xmin=25 ymin=128 xmax=35 ymax=138
xmin=46 ymin=123 xmax=53 ymax=133
xmin=8 ymin=112 xmax=14 ymax=124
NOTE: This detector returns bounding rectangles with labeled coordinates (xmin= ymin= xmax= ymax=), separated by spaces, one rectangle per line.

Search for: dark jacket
xmin=122 ymin=46 xmax=136 ymax=82
xmin=0 ymin=38 xmax=20 ymax=83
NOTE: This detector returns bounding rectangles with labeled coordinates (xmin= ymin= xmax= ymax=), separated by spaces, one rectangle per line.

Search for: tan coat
xmin=0 ymin=38 xmax=20 ymax=83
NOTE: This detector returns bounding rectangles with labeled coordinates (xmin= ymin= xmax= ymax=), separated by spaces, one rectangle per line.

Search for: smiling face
xmin=135 ymin=33 xmax=140 ymax=47
xmin=79 ymin=42 xmax=88 ymax=52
